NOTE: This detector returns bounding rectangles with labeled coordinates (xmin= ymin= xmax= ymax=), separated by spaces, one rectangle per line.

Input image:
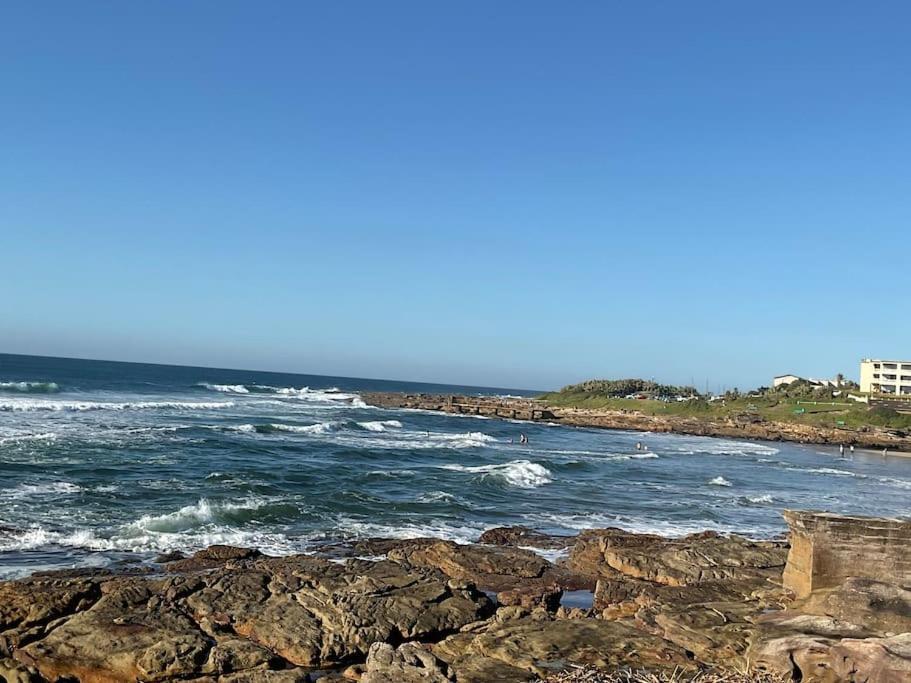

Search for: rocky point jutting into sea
xmin=361 ymin=393 xmax=911 ymax=453
xmin=2 ymin=510 xmax=910 ymax=682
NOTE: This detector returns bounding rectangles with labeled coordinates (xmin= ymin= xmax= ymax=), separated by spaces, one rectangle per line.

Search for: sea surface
xmin=2 ymin=353 xmax=911 ymax=579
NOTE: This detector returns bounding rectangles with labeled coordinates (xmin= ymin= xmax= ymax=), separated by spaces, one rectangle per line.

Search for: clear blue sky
xmin=3 ymin=2 xmax=909 ymax=391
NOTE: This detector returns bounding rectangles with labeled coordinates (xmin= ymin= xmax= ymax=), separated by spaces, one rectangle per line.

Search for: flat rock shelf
xmin=2 ymin=511 xmax=910 ymax=682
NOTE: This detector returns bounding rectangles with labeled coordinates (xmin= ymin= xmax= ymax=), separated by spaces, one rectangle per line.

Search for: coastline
xmin=2 ymin=511 xmax=909 ymax=681
xmin=361 ymin=392 xmax=911 ymax=454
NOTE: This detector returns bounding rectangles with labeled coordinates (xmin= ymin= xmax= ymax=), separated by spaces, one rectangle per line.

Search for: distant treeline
xmin=557 ymin=378 xmax=699 ymax=397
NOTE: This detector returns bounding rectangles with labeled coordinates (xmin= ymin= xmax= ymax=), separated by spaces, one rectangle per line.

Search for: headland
xmin=362 ymin=392 xmax=911 ymax=453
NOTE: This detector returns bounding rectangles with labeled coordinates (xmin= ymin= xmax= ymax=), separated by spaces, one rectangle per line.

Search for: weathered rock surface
xmin=478 ymin=526 xmax=574 ymax=550
xmin=389 ymin=539 xmax=591 ymax=592
xmin=2 ymin=552 xmax=492 ymax=682
xmin=362 ymin=642 xmax=451 ymax=683
xmin=430 ymin=617 xmax=694 ymax=682
xmin=568 ymin=528 xmax=787 ymax=586
xmin=3 ymin=510 xmax=911 ymax=682
xmin=782 ymin=510 xmax=911 ymax=598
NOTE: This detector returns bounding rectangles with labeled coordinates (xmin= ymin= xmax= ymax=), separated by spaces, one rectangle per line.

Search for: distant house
xmin=773 ymin=374 xmax=803 ymax=387
xmin=773 ymin=374 xmax=841 ymax=389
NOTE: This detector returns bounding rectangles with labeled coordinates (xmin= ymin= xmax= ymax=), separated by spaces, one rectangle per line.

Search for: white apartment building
xmin=860 ymin=358 xmax=911 ymax=395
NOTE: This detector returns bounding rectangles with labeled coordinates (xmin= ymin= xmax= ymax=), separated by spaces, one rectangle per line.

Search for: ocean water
xmin=2 ymin=353 xmax=910 ymax=579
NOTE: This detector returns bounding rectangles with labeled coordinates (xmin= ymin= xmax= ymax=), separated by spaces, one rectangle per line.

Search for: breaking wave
xmin=0 ymin=399 xmax=234 ymax=413
xmin=198 ymin=383 xmax=249 ymax=394
xmin=0 ymin=381 xmax=60 ymax=394
xmin=440 ymin=459 xmax=553 ymax=488
xmin=708 ymin=476 xmax=732 ymax=487
xmin=242 ymin=420 xmax=405 ymax=435
xmin=198 ymin=382 xmax=365 ymax=406
xmin=358 ymin=420 xmax=403 ymax=432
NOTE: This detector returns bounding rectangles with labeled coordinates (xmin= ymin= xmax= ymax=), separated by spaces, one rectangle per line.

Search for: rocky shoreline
xmin=361 ymin=392 xmax=911 ymax=453
xmin=2 ymin=511 xmax=910 ymax=682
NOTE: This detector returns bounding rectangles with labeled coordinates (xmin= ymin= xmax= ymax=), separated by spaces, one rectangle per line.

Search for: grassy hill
xmin=538 ymin=380 xmax=911 ymax=432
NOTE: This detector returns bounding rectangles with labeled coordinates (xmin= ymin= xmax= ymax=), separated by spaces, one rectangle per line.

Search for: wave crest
xmin=0 ymin=399 xmax=234 ymax=413
xmin=441 ymin=460 xmax=552 ymax=488
xmin=198 ymin=382 xmax=366 ymax=405
xmin=0 ymin=381 xmax=60 ymax=394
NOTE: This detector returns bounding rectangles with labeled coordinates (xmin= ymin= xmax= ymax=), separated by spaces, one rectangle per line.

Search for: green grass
xmin=537 ymin=392 xmax=911 ymax=432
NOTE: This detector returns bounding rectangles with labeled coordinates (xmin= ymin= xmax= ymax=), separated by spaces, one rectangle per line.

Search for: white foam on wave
xmin=3 ymin=481 xmax=83 ymax=500
xmin=417 ymin=490 xmax=458 ymax=503
xmin=666 ymin=437 xmax=780 ymax=457
xmin=358 ymin=420 xmax=402 ymax=432
xmin=227 ymin=424 xmax=257 ymax=433
xmin=440 ymin=459 xmax=553 ymax=488
xmin=269 ymin=386 xmax=367 ymax=407
xmin=787 ymin=466 xmax=861 ymax=477
xmin=709 ymin=476 xmax=733 ymax=487
xmin=401 ymin=407 xmax=491 ymax=420
xmin=0 ymin=431 xmax=57 ymax=446
xmin=0 ymin=381 xmax=60 ymax=393
xmin=747 ymin=494 xmax=774 ymax=504
xmin=199 ymin=383 xmax=249 ymax=394
xmin=126 ymin=497 xmax=270 ymax=533
xmin=275 ymin=422 xmax=340 ymax=434
xmin=0 ymin=523 xmax=302 ymax=558
xmin=0 ymin=398 xmax=234 ymax=412
xmin=334 ymin=517 xmax=486 ymax=545
xmin=542 ymin=448 xmax=658 ymax=462
xmin=367 ymin=469 xmax=418 ymax=477
xmin=526 ymin=511 xmax=773 ymax=538
xmin=879 ymin=476 xmax=911 ymax=490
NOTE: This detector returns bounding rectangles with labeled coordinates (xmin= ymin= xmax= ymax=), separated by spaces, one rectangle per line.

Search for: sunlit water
xmin=2 ymin=353 xmax=910 ymax=579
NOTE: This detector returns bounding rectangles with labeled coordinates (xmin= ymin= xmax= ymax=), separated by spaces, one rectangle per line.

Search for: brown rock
xmin=830 ymin=633 xmax=911 ymax=683
xmin=799 ymin=577 xmax=911 ymax=636
xmin=478 ymin=526 xmax=573 ymax=550
xmin=0 ymin=574 xmax=101 ymax=644
xmin=183 ymin=555 xmax=493 ymax=667
xmin=18 ymin=579 xmax=211 ymax=681
xmin=497 ymin=585 xmax=563 ymax=611
xmin=1 ymin=548 xmax=492 ymax=681
xmin=434 ymin=617 xmax=693 ymax=680
xmin=0 ymin=658 xmax=42 ymax=683
xmin=569 ymin=529 xmax=786 ymax=587
xmin=782 ymin=511 xmax=911 ymax=599
xmin=361 ymin=642 xmax=451 ymax=683
xmin=165 ymin=545 xmax=261 ymax=572
xmin=388 ymin=539 xmax=590 ymax=593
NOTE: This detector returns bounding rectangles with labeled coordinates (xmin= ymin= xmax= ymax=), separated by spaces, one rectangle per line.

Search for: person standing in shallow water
xmin=519 ymin=433 xmax=528 ymax=444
